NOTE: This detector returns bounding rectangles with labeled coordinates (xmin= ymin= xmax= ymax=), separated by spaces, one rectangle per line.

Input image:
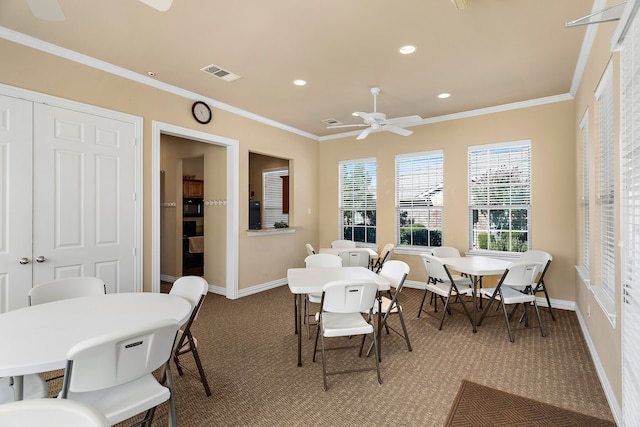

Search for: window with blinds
xmin=468 ymin=140 xmax=531 ymax=252
xmin=262 ymin=168 xmax=288 ymax=228
xmin=580 ymin=111 xmax=590 ymax=269
xmin=339 ymin=159 xmax=376 ymax=244
xmin=596 ymin=61 xmax=615 ymax=301
xmin=395 ymin=151 xmax=443 ymax=248
xmin=620 ymin=8 xmax=640 ymax=425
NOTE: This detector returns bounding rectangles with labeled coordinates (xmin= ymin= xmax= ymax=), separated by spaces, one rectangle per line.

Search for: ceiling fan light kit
xmin=327 ymin=87 xmax=422 ymax=140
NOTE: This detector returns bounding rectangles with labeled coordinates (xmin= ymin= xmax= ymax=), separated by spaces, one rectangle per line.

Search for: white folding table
xmin=436 ymin=256 xmax=512 ymax=332
xmin=0 ymin=292 xmax=191 ymax=420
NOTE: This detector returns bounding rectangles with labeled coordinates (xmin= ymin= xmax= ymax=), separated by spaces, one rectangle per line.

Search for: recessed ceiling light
xmin=293 ymin=79 xmax=307 ymax=86
xmin=399 ymin=45 xmax=416 ymax=55
xmin=147 ymin=71 xmax=156 ymax=77
xmin=438 ymin=93 xmax=451 ymax=99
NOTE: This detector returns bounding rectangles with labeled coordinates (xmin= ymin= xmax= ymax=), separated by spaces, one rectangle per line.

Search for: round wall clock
xmin=192 ymin=101 xmax=212 ymax=124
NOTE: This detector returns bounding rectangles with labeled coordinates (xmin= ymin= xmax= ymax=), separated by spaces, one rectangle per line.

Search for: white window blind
xmin=339 ymin=159 xmax=376 ymax=244
xmin=620 ymin=7 xmax=640 ymax=425
xmin=468 ymin=140 xmax=531 ymax=252
xmin=263 ymin=168 xmax=288 ymax=228
xmin=581 ymin=111 xmax=590 ymax=269
xmin=395 ymin=151 xmax=443 ymax=248
xmin=596 ymin=61 xmax=616 ymax=301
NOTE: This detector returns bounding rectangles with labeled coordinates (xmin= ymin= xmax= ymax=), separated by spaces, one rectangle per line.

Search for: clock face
xmin=192 ymin=101 xmax=212 ymax=124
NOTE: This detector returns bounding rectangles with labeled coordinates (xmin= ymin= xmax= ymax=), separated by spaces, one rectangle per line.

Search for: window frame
xmin=467 ymin=140 xmax=532 ymax=254
xmin=339 ymin=158 xmax=377 ymax=246
xmin=395 ymin=150 xmax=444 ymax=250
xmin=262 ymin=167 xmax=288 ymax=229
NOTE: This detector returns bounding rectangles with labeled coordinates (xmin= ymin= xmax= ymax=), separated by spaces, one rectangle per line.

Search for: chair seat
xmin=321 ymin=312 xmax=373 ymax=337
xmin=0 ymin=398 xmax=110 ymax=427
xmin=372 ymin=296 xmax=401 ymax=315
xmin=175 ymin=329 xmax=197 ymax=352
xmin=0 ymin=375 xmax=49 ymax=403
xmin=60 ymin=373 xmax=169 ymax=425
xmin=425 ymin=281 xmax=473 ymax=298
xmin=481 ymin=286 xmax=536 ymax=305
xmin=451 ymin=274 xmax=472 ymax=286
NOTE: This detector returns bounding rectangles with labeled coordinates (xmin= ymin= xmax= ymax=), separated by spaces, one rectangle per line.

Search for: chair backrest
xmin=305 ymin=243 xmax=316 ymax=256
xmin=431 ymin=246 xmax=462 ymax=258
xmin=331 ymin=239 xmax=356 ymax=249
xmin=338 ymin=250 xmax=370 ymax=267
xmin=501 ymin=262 xmax=541 ymax=290
xmin=420 ymin=254 xmax=454 ymax=284
xmin=0 ymin=398 xmax=110 ymax=427
xmin=305 ymin=254 xmax=343 ymax=268
xmin=29 ymin=276 xmax=106 ymax=306
xmin=378 ymin=260 xmax=409 ymax=291
xmin=518 ymin=250 xmax=552 ymax=266
xmin=170 ymin=276 xmax=208 ymax=321
xmin=321 ymin=280 xmax=378 ymax=314
xmin=61 ymin=319 xmax=179 ymax=395
xmin=375 ymin=243 xmax=394 ymax=269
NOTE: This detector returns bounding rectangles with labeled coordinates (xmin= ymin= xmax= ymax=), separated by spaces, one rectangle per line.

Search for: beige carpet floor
xmin=48 ymin=284 xmax=615 ymax=426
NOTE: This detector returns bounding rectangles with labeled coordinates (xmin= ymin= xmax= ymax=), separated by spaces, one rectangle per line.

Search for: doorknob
xmin=19 ymin=257 xmax=30 ymax=265
xmin=35 ymin=256 xmax=46 ymax=263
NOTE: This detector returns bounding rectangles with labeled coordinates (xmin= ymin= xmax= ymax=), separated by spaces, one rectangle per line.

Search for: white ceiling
xmin=0 ymin=0 xmax=598 ymax=139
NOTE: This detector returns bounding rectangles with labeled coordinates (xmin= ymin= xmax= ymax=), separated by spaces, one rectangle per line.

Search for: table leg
xmin=12 ymin=375 xmax=24 ymax=401
xmin=472 ymin=275 xmax=479 ymax=333
xmin=377 ymin=293 xmax=382 ymax=362
xmin=297 ymin=294 xmax=302 ymax=367
xmin=294 ymin=294 xmax=298 ymax=335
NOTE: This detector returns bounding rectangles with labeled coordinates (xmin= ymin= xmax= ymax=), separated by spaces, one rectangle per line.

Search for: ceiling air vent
xmin=321 ymin=118 xmax=343 ymax=126
xmin=200 ymin=64 xmax=241 ymax=82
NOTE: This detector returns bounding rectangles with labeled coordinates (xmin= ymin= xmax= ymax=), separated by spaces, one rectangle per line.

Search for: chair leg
xmin=397 ymin=310 xmax=412 ymax=351
xmin=312 ymin=323 xmax=320 ymax=362
xmin=190 ymin=345 xmax=212 ymax=396
xmin=320 ymin=333 xmax=328 ymax=391
xmin=500 ymin=300 xmax=514 ymax=342
xmin=532 ymin=301 xmax=546 ymax=337
xmin=417 ymin=288 xmax=429 ymax=317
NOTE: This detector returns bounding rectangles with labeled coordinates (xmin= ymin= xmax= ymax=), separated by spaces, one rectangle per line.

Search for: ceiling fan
xmin=26 ymin=0 xmax=173 ymax=21
xmin=327 ymin=87 xmax=423 ymax=140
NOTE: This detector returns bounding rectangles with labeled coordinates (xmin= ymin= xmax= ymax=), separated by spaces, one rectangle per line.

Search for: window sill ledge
xmin=246 ymin=227 xmax=300 ymax=237
xmin=575 ymin=265 xmax=616 ymax=327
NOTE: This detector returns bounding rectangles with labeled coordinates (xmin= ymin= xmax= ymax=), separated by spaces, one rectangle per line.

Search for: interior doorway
xmin=151 ymin=121 xmax=239 ymax=298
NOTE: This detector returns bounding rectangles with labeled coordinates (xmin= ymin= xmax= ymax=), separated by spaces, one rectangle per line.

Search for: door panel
xmin=32 ymin=104 xmax=136 ymax=293
xmin=0 ymin=95 xmax=33 ymax=312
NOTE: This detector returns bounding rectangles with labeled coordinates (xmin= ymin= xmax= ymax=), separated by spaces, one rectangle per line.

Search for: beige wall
xmin=0 ymin=38 xmax=319 ymax=292
xmin=319 ymin=101 xmax=576 ymax=299
xmin=572 ymin=15 xmax=622 ymax=404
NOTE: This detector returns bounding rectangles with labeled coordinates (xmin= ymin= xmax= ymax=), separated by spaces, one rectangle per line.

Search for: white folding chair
xmin=338 ymin=249 xmax=370 ymax=267
xmin=0 ymin=375 xmax=48 ymax=404
xmin=368 ymin=260 xmax=411 ymax=357
xmin=305 ymin=243 xmax=316 ymax=256
xmin=303 ymin=254 xmax=343 ymax=338
xmin=418 ymin=254 xmax=473 ymax=330
xmin=28 ymin=276 xmax=106 ymax=306
xmin=478 ymin=261 xmax=546 ymax=342
xmin=505 ymin=250 xmax=554 ymax=320
xmin=330 ymin=239 xmax=356 ymax=248
xmin=168 ymin=276 xmax=211 ymax=396
xmin=28 ymin=276 xmax=107 ymax=384
xmin=0 ymin=398 xmax=109 ymax=427
xmin=59 ymin=319 xmax=180 ymax=427
xmin=312 ymin=280 xmax=381 ymax=391
xmin=372 ymin=243 xmax=394 ymax=272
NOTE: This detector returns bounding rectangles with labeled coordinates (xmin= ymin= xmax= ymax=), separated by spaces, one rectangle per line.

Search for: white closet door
xmin=32 ymin=104 xmax=136 ymax=293
xmin=0 ymin=95 xmax=33 ymax=312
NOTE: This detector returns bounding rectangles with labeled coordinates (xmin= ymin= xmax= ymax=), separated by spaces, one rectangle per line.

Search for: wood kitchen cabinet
xmin=183 ymin=179 xmax=204 ymax=198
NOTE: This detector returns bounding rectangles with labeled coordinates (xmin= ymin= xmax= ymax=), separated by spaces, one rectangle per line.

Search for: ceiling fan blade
xmin=27 ymin=0 xmax=65 ymax=21
xmin=383 ymin=125 xmax=413 ymax=137
xmin=387 ymin=115 xmax=423 ymax=125
xmin=327 ymin=124 xmax=368 ymax=129
xmin=138 ymin=0 xmax=173 ymax=12
xmin=356 ymin=127 xmax=373 ymax=140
